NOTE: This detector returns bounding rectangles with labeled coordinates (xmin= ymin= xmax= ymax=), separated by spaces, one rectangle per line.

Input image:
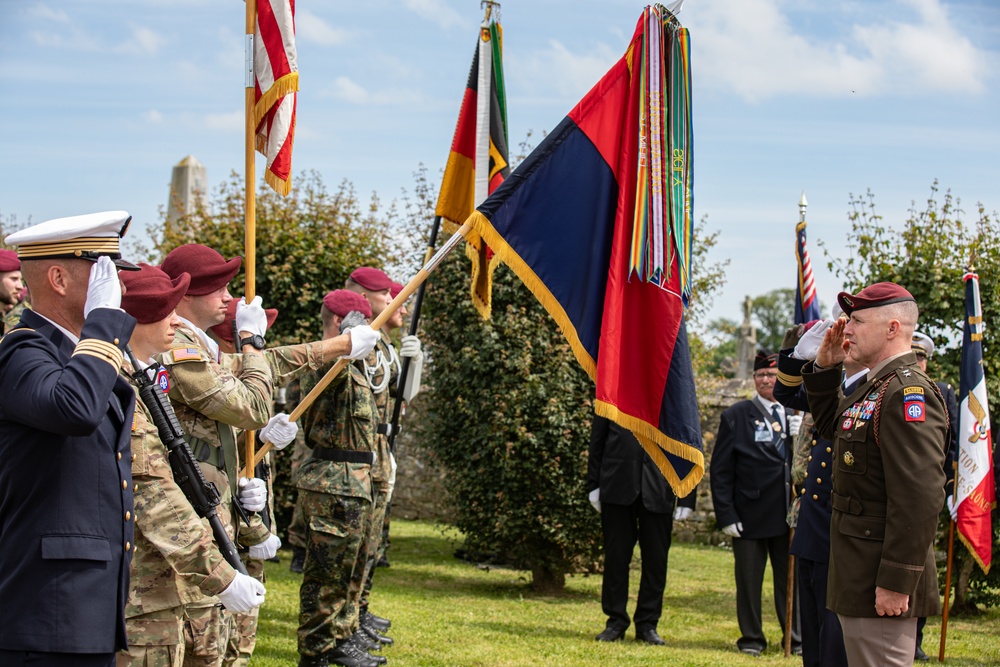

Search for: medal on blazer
xmin=843 ymin=451 xmax=855 ymax=466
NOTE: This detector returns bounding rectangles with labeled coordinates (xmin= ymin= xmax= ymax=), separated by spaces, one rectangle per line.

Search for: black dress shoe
xmin=915 ymin=645 xmax=930 ymax=661
xmin=361 ymin=623 xmax=394 ymax=646
xmin=595 ymin=626 xmax=626 ymax=642
xmin=636 ymin=628 xmax=665 ymax=645
xmin=739 ymin=647 xmax=762 ymax=657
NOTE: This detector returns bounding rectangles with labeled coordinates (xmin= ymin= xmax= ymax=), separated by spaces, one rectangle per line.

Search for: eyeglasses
xmin=753 ymin=372 xmax=778 ymax=380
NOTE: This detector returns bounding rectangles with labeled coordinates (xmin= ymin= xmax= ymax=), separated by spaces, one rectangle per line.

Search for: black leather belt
xmin=188 ymin=437 xmax=225 ymax=470
xmin=377 ymin=423 xmax=393 ymax=435
xmin=312 ymin=448 xmax=375 ymax=465
xmin=831 ymin=492 xmax=886 ymax=518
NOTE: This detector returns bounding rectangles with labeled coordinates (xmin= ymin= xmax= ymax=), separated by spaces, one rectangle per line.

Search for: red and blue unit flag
xmin=466 ymin=5 xmax=703 ymax=495
xmin=956 ymin=270 xmax=995 ymax=572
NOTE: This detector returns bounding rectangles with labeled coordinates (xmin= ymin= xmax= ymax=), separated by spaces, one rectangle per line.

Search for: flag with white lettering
xmin=956 ymin=270 xmax=995 ymax=572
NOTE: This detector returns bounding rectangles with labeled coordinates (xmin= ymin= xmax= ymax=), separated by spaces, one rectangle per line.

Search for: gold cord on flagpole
xmin=244 ymin=0 xmax=258 ymax=480
xmin=481 ymin=0 xmax=500 ymax=22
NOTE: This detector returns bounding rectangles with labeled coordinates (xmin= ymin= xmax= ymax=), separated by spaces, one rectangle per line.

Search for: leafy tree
xmin=752 ymin=288 xmax=796 ymax=352
xmin=821 ymin=182 xmax=1000 ymax=612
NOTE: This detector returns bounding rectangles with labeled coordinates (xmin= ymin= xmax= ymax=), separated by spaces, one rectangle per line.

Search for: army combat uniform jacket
xmin=803 ymin=351 xmax=947 ymax=618
xmin=124 ymin=365 xmax=238 ymax=625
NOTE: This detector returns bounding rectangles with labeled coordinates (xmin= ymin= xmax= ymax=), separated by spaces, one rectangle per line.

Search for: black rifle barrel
xmin=126 ymin=347 xmax=248 ymax=576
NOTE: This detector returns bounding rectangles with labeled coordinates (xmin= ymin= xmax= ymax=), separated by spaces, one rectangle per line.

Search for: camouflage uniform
xmin=219 ymin=340 xmax=329 ymax=667
xmin=118 ymin=363 xmax=239 ymax=667
xmin=1 ymin=301 xmax=27 ymax=334
xmin=297 ymin=360 xmax=378 ymax=659
xmin=359 ymin=333 xmax=399 ymax=611
xmin=157 ymin=324 xmax=274 ymax=667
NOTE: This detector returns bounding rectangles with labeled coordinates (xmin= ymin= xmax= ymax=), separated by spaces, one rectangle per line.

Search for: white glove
xmin=260 ymin=413 xmax=297 ymax=450
xmin=787 ymin=414 xmax=803 ymax=437
xmin=217 ymin=572 xmax=266 ymax=613
xmin=237 ymin=477 xmax=268 ymax=513
xmin=235 ymin=296 xmax=268 ymax=338
xmin=792 ymin=319 xmax=834 ymax=361
xmin=344 ymin=325 xmax=379 ymax=360
xmin=84 ymin=256 xmax=122 ymax=316
xmin=399 ymin=335 xmax=422 ymax=359
xmin=722 ymin=522 xmax=743 ymax=538
xmin=387 ymin=452 xmax=398 ymax=501
xmin=588 ymin=488 xmax=601 ymax=513
xmin=249 ymin=533 xmax=282 ymax=561
xmin=947 ymin=495 xmax=957 ymax=521
xmin=674 ymin=506 xmax=693 ymax=521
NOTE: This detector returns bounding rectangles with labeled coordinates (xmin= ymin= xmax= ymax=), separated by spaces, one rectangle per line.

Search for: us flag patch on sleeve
xmin=171 ymin=347 xmax=202 ymax=362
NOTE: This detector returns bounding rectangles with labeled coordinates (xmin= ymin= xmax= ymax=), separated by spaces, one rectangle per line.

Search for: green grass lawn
xmin=255 ymin=519 xmax=1000 ymax=666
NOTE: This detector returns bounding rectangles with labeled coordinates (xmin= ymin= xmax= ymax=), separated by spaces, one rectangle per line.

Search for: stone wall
xmin=391 ymin=378 xmax=755 ymax=546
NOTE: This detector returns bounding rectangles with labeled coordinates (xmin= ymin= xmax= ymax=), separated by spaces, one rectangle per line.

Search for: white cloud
xmin=118 ymin=26 xmax=165 ymax=56
xmin=402 ymin=0 xmax=466 ymax=30
xmin=685 ymin=0 xmax=989 ymax=101
xmin=333 ymin=76 xmax=370 ymax=104
xmin=143 ymin=109 xmax=164 ymax=123
xmin=30 ymin=27 xmax=99 ymax=51
xmin=26 ymin=4 xmax=69 ymax=22
xmin=514 ymin=39 xmax=621 ymax=99
xmin=297 ymin=9 xmax=351 ymax=47
xmin=328 ymin=76 xmax=421 ymax=107
xmin=203 ymin=111 xmax=244 ymax=131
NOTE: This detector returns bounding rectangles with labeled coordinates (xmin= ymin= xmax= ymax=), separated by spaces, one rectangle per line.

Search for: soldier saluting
xmin=802 ymin=283 xmax=948 ymax=667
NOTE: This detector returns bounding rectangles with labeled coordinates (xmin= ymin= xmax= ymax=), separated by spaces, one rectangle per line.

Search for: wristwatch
xmin=239 ymin=334 xmax=266 ymax=350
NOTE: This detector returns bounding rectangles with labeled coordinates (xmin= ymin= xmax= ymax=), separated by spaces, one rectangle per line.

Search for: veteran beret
xmin=349 ymin=267 xmax=393 ymax=292
xmin=120 ymin=264 xmax=191 ymax=324
xmin=837 ymin=282 xmax=915 ymax=316
xmin=209 ymin=298 xmax=278 ymax=343
xmin=161 ymin=244 xmax=242 ymax=296
xmin=389 ymin=281 xmax=404 ymax=299
xmin=0 ymin=249 xmax=20 ymax=272
xmin=323 ymin=289 xmax=372 ymax=318
xmin=4 ymin=210 xmax=139 ymax=270
xmin=754 ymin=349 xmax=778 ymax=371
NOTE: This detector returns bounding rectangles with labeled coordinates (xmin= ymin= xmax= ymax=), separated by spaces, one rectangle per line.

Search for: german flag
xmin=435 ymin=20 xmax=509 ymax=319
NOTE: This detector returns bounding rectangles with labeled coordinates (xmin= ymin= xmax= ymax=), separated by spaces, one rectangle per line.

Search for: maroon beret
xmin=208 ymin=298 xmax=278 ymax=343
xmin=161 ymin=244 xmax=242 ymax=296
xmin=323 ymin=289 xmax=372 ymax=318
xmin=120 ymin=263 xmax=191 ymax=324
xmin=754 ymin=350 xmax=778 ymax=371
xmin=837 ymin=282 xmax=915 ymax=316
xmin=0 ymin=248 xmax=20 ymax=272
xmin=350 ymin=267 xmax=392 ymax=292
xmin=389 ymin=282 xmax=404 ymax=299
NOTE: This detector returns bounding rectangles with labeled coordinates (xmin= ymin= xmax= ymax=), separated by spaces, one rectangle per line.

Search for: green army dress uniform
xmin=803 ymin=351 xmax=948 ymax=619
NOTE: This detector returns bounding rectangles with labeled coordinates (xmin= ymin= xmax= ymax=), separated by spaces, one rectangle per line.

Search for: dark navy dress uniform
xmin=774 ymin=350 xmax=849 ymax=667
xmin=0 ymin=308 xmax=137 ymax=664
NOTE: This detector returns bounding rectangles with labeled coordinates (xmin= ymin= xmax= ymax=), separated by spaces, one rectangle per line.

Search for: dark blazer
xmin=710 ymin=397 xmax=793 ymax=540
xmin=588 ymin=416 xmax=695 ymax=513
xmin=803 ymin=353 xmax=947 ymax=618
xmin=0 ymin=308 xmax=137 ymax=653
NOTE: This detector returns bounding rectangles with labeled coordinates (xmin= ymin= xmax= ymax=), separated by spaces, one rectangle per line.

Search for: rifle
xmin=126 ymin=347 xmax=249 ymax=576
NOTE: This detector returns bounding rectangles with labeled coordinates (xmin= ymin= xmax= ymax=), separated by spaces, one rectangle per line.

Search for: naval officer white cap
xmin=4 ymin=210 xmax=140 ymax=270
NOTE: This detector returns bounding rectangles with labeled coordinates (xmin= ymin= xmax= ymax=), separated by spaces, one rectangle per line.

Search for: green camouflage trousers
xmin=118 ymin=606 xmax=184 ymax=667
xmin=223 ymin=556 xmax=265 ymax=667
xmin=377 ymin=500 xmax=391 ymax=563
xmin=182 ymin=603 xmax=233 ymax=667
xmin=297 ymin=490 xmax=373 ymax=658
xmin=360 ymin=485 xmax=389 ymax=610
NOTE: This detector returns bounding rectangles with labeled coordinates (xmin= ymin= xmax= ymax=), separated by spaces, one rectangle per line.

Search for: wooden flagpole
xmin=243 ymin=0 xmax=258 ymax=479
xmin=239 ymin=221 xmax=473 ymax=477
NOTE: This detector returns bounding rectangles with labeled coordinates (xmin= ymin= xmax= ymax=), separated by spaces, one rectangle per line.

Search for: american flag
xmin=253 ymin=0 xmax=298 ymax=196
xmin=794 ymin=220 xmax=820 ymax=324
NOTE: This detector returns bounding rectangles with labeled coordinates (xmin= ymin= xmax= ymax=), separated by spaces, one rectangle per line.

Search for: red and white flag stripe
xmin=254 ymin=0 xmax=298 ymax=195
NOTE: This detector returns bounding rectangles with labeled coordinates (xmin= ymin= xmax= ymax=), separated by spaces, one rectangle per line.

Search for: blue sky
xmin=1 ymin=0 xmax=997 ymax=327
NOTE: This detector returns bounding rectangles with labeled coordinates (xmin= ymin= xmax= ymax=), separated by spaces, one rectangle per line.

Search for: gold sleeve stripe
xmin=73 ymin=339 xmax=124 ymax=369
xmin=777 ymin=370 xmax=803 ymax=386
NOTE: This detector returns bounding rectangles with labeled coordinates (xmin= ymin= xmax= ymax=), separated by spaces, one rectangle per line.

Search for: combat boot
xmin=360 ymin=609 xmax=391 ymax=632
xmin=348 ymin=630 xmax=381 ymax=652
xmin=361 ymin=622 xmax=394 ymax=647
xmin=297 ymin=653 xmax=329 ymax=667
xmin=290 ymin=546 xmax=306 ymax=573
xmin=328 ymin=639 xmax=380 ymax=667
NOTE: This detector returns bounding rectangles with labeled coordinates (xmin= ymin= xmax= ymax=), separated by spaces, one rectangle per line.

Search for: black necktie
xmin=771 ymin=405 xmax=785 ymax=456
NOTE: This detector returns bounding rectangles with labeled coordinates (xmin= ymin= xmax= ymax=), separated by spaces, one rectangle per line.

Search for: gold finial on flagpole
xmin=482 ymin=0 xmax=500 ymax=22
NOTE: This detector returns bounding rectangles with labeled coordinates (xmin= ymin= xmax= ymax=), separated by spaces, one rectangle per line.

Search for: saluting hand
xmin=815 ymin=318 xmax=847 ymax=368
xmin=84 ymin=256 xmax=123 ymax=316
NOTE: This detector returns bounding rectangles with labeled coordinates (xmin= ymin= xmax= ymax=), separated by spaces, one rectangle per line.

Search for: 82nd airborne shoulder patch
xmin=903 ymin=386 xmax=925 ymax=422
